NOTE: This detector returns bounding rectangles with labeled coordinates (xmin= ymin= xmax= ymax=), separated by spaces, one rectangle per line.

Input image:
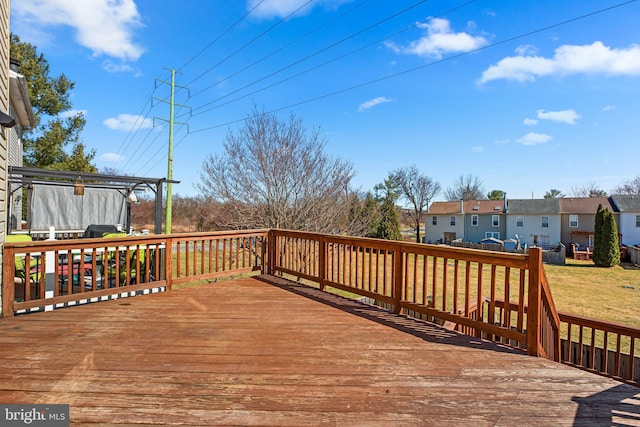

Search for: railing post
xmin=165 ymin=236 xmax=173 ymax=291
xmin=526 ymin=247 xmax=543 ymax=357
xmin=267 ymin=230 xmax=276 ymax=276
xmin=318 ymin=236 xmax=326 ymax=291
xmin=2 ymin=245 xmax=16 ymax=318
xmin=392 ymin=244 xmax=403 ymax=314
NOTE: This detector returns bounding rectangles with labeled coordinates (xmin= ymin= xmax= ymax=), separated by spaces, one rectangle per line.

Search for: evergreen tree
xmin=375 ymin=194 xmax=402 ymax=241
xmin=597 ymin=209 xmax=620 ymax=267
xmin=10 ymin=34 xmax=95 ymax=172
xmin=592 ymin=204 xmax=604 ymax=265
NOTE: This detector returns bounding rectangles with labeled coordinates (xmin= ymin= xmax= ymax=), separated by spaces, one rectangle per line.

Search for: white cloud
xmin=59 ymin=109 xmax=87 ymax=119
xmin=102 ymin=61 xmax=139 ymax=75
xmin=471 ymin=145 xmax=484 ymax=152
xmin=357 ymin=97 xmax=391 ymax=112
xmin=517 ymin=132 xmax=552 ymax=146
xmin=248 ymin=0 xmax=352 ymax=18
xmin=515 ymin=44 xmax=537 ymax=56
xmin=493 ymin=139 xmax=510 ymax=145
xmin=537 ymin=109 xmax=580 ymax=124
xmin=479 ymin=42 xmax=640 ymax=84
xmin=387 ymin=17 xmax=488 ymax=59
xmin=100 ymin=153 xmax=125 ymax=162
xmin=603 ymin=105 xmax=615 ymax=111
xmin=523 ymin=118 xmax=538 ymax=126
xmin=103 ymin=114 xmax=153 ymax=131
xmin=13 ymin=0 xmax=144 ymax=61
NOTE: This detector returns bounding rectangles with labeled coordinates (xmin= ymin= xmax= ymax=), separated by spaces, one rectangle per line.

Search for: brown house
xmin=558 ymin=197 xmax=618 ymax=252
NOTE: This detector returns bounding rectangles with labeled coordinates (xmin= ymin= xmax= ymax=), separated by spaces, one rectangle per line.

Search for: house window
xmin=450 ymin=216 xmax=456 ymax=226
xmin=432 ymin=216 xmax=437 ymax=226
xmin=588 ymin=235 xmax=595 ymax=247
xmin=492 ymin=215 xmax=500 ymax=227
xmin=471 ymin=215 xmax=478 ymax=226
xmin=485 ymin=231 xmax=500 ymax=239
xmin=569 ymin=215 xmax=578 ymax=228
xmin=541 ymin=216 xmax=549 ymax=228
xmin=516 ymin=216 xmax=524 ymax=227
xmin=636 ymin=215 xmax=640 ymax=227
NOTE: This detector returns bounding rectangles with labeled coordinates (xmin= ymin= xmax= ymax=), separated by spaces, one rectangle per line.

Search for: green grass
xmin=544 ymin=259 xmax=640 ymax=328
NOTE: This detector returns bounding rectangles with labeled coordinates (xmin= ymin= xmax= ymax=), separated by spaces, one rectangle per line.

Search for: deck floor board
xmin=0 ymin=275 xmax=638 ymax=425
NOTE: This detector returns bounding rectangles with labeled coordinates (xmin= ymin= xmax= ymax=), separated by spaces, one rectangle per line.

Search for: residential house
xmin=8 ymin=59 xmax=35 ymax=229
xmin=610 ymin=195 xmax=640 ymax=246
xmin=424 ymin=201 xmax=464 ymax=244
xmin=558 ymin=197 xmax=617 ymax=251
xmin=505 ymin=198 xmax=561 ymax=249
xmin=462 ymin=199 xmax=507 ymax=242
xmin=1 ymin=0 xmax=10 ymax=315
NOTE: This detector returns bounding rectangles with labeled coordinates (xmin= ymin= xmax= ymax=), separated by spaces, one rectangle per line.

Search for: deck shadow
xmin=572 ymin=383 xmax=640 ymax=426
xmin=255 ymin=274 xmax=522 ymax=356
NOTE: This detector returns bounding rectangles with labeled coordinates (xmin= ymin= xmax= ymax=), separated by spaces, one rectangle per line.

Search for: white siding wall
xmin=619 ymin=213 xmax=640 ymax=246
xmin=424 ymin=214 xmax=464 ymax=244
xmin=506 ymin=214 xmax=562 ymax=247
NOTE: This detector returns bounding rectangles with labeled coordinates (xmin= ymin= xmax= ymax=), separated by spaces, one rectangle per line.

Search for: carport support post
xmin=155 ymin=181 xmax=164 ymax=234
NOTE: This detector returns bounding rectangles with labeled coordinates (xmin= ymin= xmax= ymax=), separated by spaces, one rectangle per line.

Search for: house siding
xmin=465 ymin=214 xmax=505 ymax=242
xmin=0 ymin=0 xmax=10 ymax=315
xmin=506 ymin=214 xmax=561 ymax=248
xmin=424 ymin=214 xmax=464 ymax=244
xmin=619 ymin=213 xmax=640 ymax=246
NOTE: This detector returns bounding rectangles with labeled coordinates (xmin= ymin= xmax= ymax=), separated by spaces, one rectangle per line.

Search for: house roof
xmin=428 ymin=201 xmax=462 ymax=214
xmin=610 ymin=195 xmax=640 ymax=212
xmin=505 ymin=198 xmax=560 ymax=215
xmin=9 ymin=69 xmax=35 ymax=128
xmin=558 ymin=197 xmax=614 ymax=214
xmin=464 ymin=199 xmax=506 ymax=214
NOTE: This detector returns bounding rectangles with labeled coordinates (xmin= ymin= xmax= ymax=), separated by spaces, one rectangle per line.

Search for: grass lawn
xmin=544 ymin=259 xmax=640 ymax=328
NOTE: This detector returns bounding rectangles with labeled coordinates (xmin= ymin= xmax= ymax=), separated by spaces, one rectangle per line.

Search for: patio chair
xmin=6 ymin=234 xmax=41 ymax=300
xmin=103 ymin=233 xmax=146 ymax=286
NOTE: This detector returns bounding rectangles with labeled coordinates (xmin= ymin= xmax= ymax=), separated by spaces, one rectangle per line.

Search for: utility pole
xmin=154 ymin=69 xmax=190 ymax=234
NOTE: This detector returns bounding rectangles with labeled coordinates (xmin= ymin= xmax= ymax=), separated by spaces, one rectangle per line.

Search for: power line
xmin=189 ymin=0 xmax=433 ymax=113
xmin=183 ymin=0 xmax=316 ymax=88
xmin=176 ymin=0 xmax=268 ymax=73
xmin=190 ymin=0 xmax=637 ymax=135
xmin=189 ymin=1 xmax=477 ymax=118
xmin=189 ymin=0 xmax=373 ymax=99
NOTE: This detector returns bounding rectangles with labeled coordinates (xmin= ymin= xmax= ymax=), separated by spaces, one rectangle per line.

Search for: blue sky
xmin=11 ymin=0 xmax=640 ymax=201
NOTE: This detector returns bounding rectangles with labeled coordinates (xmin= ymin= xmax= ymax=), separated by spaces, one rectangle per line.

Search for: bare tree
xmin=611 ymin=176 xmax=640 ymax=195
xmin=197 ymin=107 xmax=354 ymax=232
xmin=571 ymin=182 xmax=607 ymax=198
xmin=390 ymin=165 xmax=441 ymax=243
xmin=444 ymin=174 xmax=485 ymax=201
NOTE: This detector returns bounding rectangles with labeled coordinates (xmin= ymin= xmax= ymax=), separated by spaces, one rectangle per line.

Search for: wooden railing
xmin=2 ymin=230 xmax=267 ymax=317
xmin=494 ymin=299 xmax=640 ymax=386
xmin=4 ymin=228 xmax=637 ymax=386
xmin=268 ymin=229 xmax=556 ymax=357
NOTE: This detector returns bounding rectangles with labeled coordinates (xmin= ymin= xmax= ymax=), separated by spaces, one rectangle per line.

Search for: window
xmin=471 ymin=215 xmax=478 ymax=226
xmin=569 ymin=215 xmax=578 ymax=228
xmin=432 ymin=216 xmax=437 ymax=226
xmin=485 ymin=232 xmax=500 ymax=239
xmin=492 ymin=215 xmax=500 ymax=227
xmin=450 ymin=216 xmax=456 ymax=226
xmin=516 ymin=216 xmax=524 ymax=227
xmin=541 ymin=216 xmax=549 ymax=228
xmin=636 ymin=215 xmax=640 ymax=228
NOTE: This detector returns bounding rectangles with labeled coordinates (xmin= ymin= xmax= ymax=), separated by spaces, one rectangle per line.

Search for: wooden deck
xmin=0 ymin=275 xmax=638 ymax=426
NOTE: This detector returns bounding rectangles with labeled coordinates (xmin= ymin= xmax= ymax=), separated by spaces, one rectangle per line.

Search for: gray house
xmin=462 ymin=199 xmax=507 ymax=243
xmin=505 ymin=199 xmax=561 ymax=249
